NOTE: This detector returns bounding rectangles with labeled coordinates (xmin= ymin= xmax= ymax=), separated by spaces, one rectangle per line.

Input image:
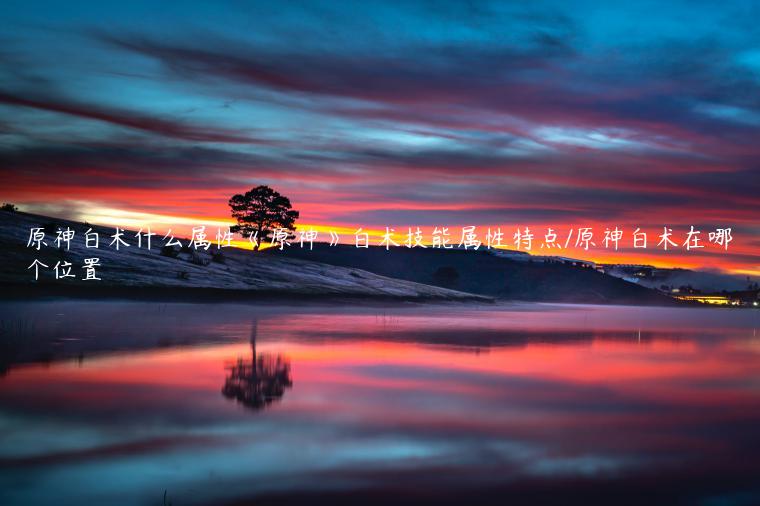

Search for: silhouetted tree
xmin=160 ymin=244 xmax=180 ymax=258
xmin=433 ymin=266 xmax=460 ymax=288
xmin=211 ymin=250 xmax=226 ymax=264
xmin=228 ymin=186 xmax=299 ymax=250
xmin=1 ymin=203 xmax=18 ymax=212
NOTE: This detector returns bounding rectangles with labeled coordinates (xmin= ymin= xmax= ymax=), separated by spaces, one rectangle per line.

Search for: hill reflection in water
xmin=0 ymin=301 xmax=759 ymax=505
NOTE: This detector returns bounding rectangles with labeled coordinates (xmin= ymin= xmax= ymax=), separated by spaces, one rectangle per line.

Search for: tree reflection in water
xmin=222 ymin=320 xmax=292 ymax=410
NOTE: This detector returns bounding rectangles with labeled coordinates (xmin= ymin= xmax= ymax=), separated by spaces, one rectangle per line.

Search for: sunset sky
xmin=1 ymin=1 xmax=758 ymax=275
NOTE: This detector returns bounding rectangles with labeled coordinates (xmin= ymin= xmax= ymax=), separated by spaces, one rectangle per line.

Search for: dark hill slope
xmin=268 ymin=244 xmax=675 ymax=305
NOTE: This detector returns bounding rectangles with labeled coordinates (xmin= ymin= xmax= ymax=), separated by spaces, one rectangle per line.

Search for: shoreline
xmin=0 ymin=282 xmax=494 ymax=305
xmin=0 ymin=283 xmax=700 ymax=308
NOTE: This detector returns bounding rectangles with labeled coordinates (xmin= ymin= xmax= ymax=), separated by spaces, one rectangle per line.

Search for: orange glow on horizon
xmin=57 ymin=204 xmax=756 ymax=275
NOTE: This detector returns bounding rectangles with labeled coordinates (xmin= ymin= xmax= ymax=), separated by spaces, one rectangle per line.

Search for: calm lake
xmin=1 ymin=301 xmax=759 ymax=505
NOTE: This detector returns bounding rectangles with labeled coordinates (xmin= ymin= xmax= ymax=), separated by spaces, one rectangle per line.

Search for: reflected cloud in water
xmin=0 ymin=301 xmax=759 ymax=505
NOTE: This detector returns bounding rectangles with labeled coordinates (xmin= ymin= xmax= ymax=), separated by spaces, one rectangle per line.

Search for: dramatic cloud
xmin=0 ymin=91 xmax=272 ymax=144
xmin=0 ymin=0 xmax=758 ymax=273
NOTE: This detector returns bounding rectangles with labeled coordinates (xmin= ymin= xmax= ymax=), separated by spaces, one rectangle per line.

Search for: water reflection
xmin=222 ymin=321 xmax=292 ymax=410
xmin=0 ymin=301 xmax=759 ymax=505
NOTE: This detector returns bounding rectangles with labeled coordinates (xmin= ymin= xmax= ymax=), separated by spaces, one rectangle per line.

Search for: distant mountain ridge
xmin=268 ymin=243 xmax=677 ymax=305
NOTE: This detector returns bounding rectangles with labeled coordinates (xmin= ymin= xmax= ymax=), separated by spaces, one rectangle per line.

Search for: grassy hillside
xmin=0 ymin=211 xmax=487 ymax=302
